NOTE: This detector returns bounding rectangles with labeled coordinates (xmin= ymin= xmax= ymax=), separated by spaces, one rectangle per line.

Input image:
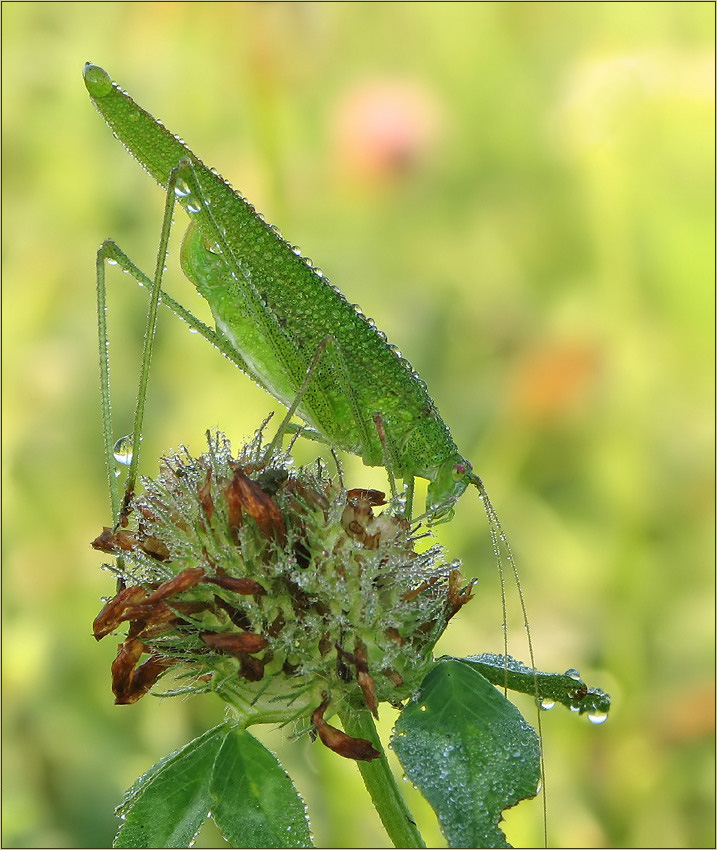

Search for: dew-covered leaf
xmin=114 ymin=724 xmax=226 ymax=848
xmin=210 ymin=726 xmax=313 ymax=848
xmin=458 ymin=652 xmax=611 ymax=719
xmin=392 ymin=659 xmax=540 ymax=848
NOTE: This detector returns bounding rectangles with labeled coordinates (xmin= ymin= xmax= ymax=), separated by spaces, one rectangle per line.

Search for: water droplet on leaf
xmin=588 ymin=710 xmax=608 ymax=725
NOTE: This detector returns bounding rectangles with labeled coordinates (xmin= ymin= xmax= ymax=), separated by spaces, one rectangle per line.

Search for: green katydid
xmin=85 ymin=62 xmax=486 ymax=520
xmin=84 ymin=60 xmax=540 ymax=691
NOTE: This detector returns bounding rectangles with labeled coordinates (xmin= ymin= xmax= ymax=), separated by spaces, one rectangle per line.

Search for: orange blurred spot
xmin=506 ymin=339 xmax=601 ymax=424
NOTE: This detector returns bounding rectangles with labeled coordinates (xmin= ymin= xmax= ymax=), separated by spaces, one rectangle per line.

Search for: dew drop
xmin=107 ymin=257 xmax=118 ymax=266
xmin=186 ymin=199 xmax=202 ymax=213
xmin=174 ymin=179 xmax=191 ymax=198
xmin=565 ymin=668 xmax=581 ymax=680
xmin=113 ymin=435 xmax=134 ymax=465
xmin=540 ymin=699 xmax=555 ymax=711
xmin=588 ymin=710 xmax=608 ymax=725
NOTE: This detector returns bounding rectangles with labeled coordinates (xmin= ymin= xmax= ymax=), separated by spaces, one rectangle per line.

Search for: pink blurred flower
xmin=332 ymin=79 xmax=442 ymax=186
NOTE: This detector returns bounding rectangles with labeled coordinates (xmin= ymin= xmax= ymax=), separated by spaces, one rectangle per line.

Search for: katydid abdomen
xmin=85 ymin=63 xmax=471 ymax=517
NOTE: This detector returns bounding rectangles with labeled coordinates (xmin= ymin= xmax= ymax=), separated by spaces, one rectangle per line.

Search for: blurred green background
xmin=2 ymin=3 xmax=714 ymax=847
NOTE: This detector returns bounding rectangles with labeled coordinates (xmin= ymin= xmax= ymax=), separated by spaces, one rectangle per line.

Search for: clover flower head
xmin=92 ymin=427 xmax=475 ymax=759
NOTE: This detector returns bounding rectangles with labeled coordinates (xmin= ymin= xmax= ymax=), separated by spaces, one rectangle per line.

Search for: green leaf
xmin=391 ymin=659 xmax=540 ymax=849
xmin=114 ymin=724 xmax=225 ymax=848
xmin=457 ymin=653 xmax=611 ymax=718
xmin=210 ymin=726 xmax=313 ymax=848
xmin=460 ymin=653 xmax=610 ymax=723
xmin=114 ymin=723 xmax=312 ymax=849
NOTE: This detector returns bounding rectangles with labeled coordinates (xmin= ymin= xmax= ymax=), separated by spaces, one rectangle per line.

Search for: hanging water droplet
xmin=174 ymin=178 xmax=192 ymax=198
xmin=186 ymin=198 xmax=202 ymax=213
xmin=113 ymin=435 xmax=134 ymax=465
xmin=107 ymin=257 xmax=118 ymax=266
xmin=588 ymin=710 xmax=608 ymax=725
xmin=540 ymin=699 xmax=555 ymax=711
xmin=565 ymin=668 xmax=581 ymax=680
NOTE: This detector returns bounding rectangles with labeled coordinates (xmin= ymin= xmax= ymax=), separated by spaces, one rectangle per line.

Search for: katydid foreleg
xmin=96 ymin=163 xmax=179 ymax=527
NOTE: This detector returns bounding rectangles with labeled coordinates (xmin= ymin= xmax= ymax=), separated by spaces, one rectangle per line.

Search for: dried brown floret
xmin=224 ymin=469 xmax=286 ymax=544
xmin=93 ymin=585 xmax=148 ymax=639
xmin=311 ymin=695 xmax=380 ymax=762
xmin=201 ymin=631 xmax=269 ymax=655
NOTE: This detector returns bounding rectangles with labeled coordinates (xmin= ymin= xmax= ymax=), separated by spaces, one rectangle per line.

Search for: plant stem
xmin=337 ymin=706 xmax=425 ymax=849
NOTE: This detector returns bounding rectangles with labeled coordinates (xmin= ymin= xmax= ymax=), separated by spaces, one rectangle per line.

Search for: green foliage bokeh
xmin=2 ymin=3 xmax=713 ymax=847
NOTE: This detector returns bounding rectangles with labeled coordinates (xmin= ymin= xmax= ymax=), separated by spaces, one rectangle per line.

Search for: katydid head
xmin=425 ymin=456 xmax=474 ymax=524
